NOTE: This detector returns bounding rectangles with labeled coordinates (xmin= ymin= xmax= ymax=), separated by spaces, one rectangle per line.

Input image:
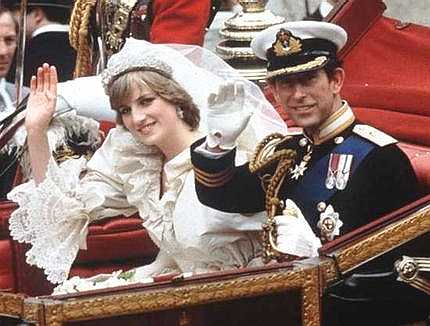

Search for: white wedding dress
xmin=8 ymin=126 xmax=266 ymax=288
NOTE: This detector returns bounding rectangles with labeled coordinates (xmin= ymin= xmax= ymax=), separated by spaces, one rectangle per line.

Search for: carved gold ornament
xmin=19 ymin=265 xmax=322 ymax=326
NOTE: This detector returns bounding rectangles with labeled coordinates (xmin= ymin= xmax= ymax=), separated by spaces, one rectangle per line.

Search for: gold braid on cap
xmin=249 ymin=133 xmax=296 ymax=263
xmin=69 ymin=0 xmax=97 ymax=77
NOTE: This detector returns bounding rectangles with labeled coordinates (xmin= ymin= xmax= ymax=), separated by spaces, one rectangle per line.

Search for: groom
xmin=190 ymin=21 xmax=427 ymax=325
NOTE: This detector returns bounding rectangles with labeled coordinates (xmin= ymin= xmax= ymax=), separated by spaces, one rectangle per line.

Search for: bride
xmin=7 ymin=39 xmax=287 ymax=292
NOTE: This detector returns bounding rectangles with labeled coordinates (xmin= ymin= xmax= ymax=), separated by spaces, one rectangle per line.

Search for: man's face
xmin=270 ymin=68 xmax=344 ymax=133
xmin=0 ymin=12 xmax=17 ymax=78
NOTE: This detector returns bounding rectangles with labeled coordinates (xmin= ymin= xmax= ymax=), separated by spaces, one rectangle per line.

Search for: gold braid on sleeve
xmin=249 ymin=133 xmax=296 ymax=263
xmin=69 ymin=0 xmax=97 ymax=77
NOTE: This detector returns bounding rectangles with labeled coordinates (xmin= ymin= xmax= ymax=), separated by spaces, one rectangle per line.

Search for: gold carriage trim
xmin=194 ymin=166 xmax=235 ymax=188
xmin=266 ymin=56 xmax=328 ymax=79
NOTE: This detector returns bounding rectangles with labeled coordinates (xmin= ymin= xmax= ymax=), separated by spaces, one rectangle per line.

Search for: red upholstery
xmin=0 ymin=202 xmax=17 ymax=292
xmin=76 ymin=217 xmax=157 ymax=263
xmin=397 ymin=143 xmax=430 ymax=191
xmin=341 ymin=17 xmax=430 ymax=147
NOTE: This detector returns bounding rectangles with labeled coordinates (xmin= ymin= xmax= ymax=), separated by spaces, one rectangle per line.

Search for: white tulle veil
xmin=101 ymin=38 xmax=287 ymax=156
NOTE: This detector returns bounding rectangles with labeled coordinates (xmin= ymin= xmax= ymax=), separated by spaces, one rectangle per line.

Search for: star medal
xmin=290 ymin=145 xmax=312 ymax=180
xmin=290 ymin=161 xmax=308 ymax=180
xmin=317 ymin=205 xmax=343 ymax=241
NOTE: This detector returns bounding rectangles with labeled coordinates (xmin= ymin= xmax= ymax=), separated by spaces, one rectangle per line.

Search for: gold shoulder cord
xmin=249 ymin=133 xmax=296 ymax=263
xmin=69 ymin=0 xmax=97 ymax=77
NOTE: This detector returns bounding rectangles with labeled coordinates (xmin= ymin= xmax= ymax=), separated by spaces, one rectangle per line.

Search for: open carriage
xmin=0 ymin=0 xmax=429 ymax=324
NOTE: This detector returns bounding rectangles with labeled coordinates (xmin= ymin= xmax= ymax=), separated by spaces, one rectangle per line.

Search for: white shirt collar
xmin=32 ymin=24 xmax=69 ymax=38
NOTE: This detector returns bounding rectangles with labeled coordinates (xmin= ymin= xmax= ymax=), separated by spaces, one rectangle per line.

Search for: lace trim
xmin=8 ymin=157 xmax=105 ymax=284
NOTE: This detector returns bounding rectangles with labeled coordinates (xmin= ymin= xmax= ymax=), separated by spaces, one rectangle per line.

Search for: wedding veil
xmin=60 ymin=38 xmax=288 ymax=154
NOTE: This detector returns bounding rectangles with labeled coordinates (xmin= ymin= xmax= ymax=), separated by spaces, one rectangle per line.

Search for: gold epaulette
xmin=193 ymin=165 xmax=235 ymax=188
xmin=353 ymin=124 xmax=397 ymax=147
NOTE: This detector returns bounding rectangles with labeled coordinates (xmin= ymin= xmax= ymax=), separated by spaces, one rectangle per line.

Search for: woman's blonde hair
xmin=109 ymin=70 xmax=200 ymax=130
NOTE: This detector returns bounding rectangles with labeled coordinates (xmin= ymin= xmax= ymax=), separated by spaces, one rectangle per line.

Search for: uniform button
xmin=299 ymin=138 xmax=308 ymax=147
xmin=334 ymin=136 xmax=344 ymax=144
xmin=317 ymin=202 xmax=327 ymax=212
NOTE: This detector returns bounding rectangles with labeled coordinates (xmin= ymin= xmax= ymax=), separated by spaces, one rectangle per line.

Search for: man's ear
xmin=32 ymin=8 xmax=46 ymax=25
xmin=330 ymin=67 xmax=345 ymax=95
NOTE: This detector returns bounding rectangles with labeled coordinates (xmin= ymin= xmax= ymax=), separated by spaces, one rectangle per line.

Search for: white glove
xmin=206 ymin=80 xmax=252 ymax=150
xmin=274 ymin=199 xmax=322 ymax=258
xmin=56 ymin=75 xmax=115 ymax=122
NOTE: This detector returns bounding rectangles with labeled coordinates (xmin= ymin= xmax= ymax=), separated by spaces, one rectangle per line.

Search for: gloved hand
xmin=56 ymin=75 xmax=115 ymax=122
xmin=274 ymin=199 xmax=322 ymax=258
xmin=206 ymin=80 xmax=252 ymax=150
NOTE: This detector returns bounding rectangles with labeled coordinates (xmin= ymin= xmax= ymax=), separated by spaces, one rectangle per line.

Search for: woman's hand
xmin=24 ymin=64 xmax=58 ymax=184
xmin=25 ymin=64 xmax=58 ymax=135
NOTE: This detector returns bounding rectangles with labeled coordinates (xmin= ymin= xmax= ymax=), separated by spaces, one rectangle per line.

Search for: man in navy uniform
xmin=190 ymin=21 xmax=427 ymax=325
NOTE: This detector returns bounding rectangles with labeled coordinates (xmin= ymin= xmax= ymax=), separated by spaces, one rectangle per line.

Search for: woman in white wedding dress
xmin=7 ymin=39 xmax=287 ymax=292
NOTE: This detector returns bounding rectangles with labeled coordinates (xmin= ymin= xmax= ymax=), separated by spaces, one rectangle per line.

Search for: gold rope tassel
xmin=69 ymin=0 xmax=97 ymax=77
xmin=249 ymin=133 xmax=297 ymax=263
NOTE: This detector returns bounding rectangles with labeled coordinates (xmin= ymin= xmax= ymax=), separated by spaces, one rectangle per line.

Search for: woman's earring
xmin=176 ymin=107 xmax=184 ymax=119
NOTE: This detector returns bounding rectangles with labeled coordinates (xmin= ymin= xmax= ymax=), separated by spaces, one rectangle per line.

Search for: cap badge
xmin=273 ymin=28 xmax=302 ymax=57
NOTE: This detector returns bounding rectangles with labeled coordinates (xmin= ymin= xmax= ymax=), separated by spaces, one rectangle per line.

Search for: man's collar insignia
xmin=273 ymin=28 xmax=302 ymax=57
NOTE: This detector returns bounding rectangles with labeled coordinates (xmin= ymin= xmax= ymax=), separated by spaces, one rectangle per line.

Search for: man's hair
xmin=323 ymin=57 xmax=343 ymax=80
xmin=0 ymin=7 xmax=18 ymax=34
xmin=109 ymin=70 xmax=200 ymax=130
xmin=28 ymin=6 xmax=71 ymax=24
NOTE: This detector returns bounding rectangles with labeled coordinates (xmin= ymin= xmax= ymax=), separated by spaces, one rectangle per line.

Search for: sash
xmin=288 ymin=135 xmax=376 ymax=223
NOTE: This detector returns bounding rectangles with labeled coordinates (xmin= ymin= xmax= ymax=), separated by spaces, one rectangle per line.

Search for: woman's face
xmin=118 ymin=86 xmax=181 ymax=148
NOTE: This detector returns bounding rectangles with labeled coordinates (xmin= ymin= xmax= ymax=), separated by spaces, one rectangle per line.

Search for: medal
xmin=335 ymin=154 xmax=353 ymax=190
xmin=325 ymin=153 xmax=340 ymax=189
xmin=290 ymin=145 xmax=313 ymax=180
xmin=317 ymin=205 xmax=343 ymax=242
xmin=325 ymin=153 xmax=353 ymax=190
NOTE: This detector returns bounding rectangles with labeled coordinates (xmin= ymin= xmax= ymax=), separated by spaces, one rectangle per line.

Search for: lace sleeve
xmin=7 ymin=153 xmax=134 ymax=284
